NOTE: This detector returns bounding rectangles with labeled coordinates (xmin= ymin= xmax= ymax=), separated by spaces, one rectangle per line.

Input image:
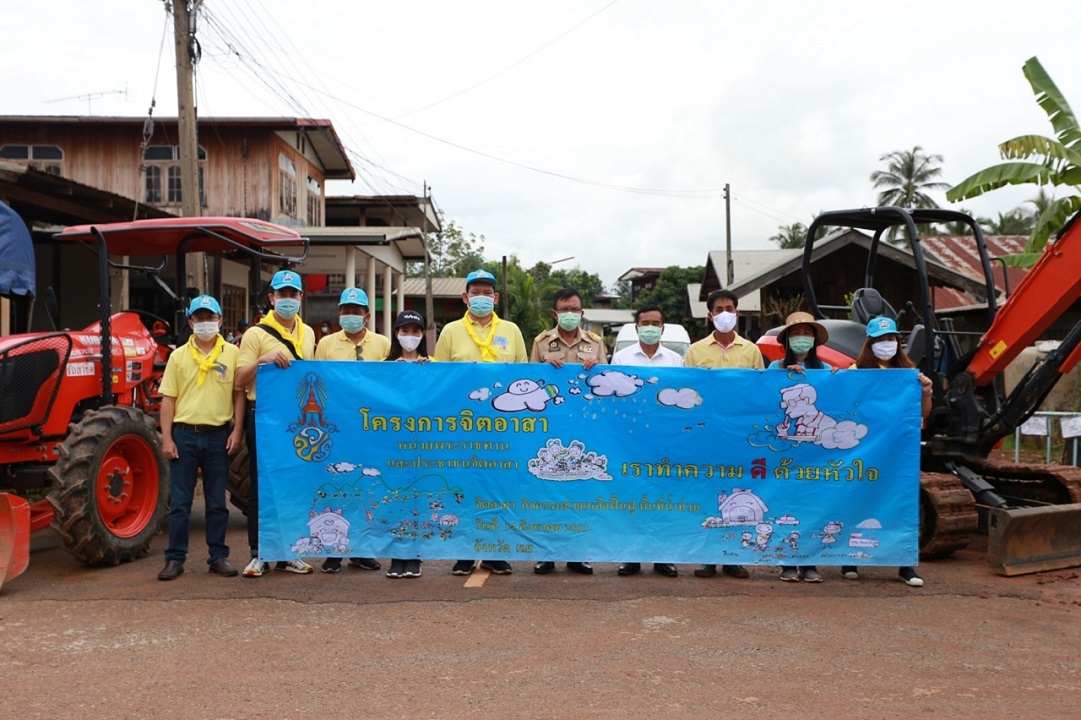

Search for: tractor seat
xmin=850 ymin=288 xmax=897 ymax=326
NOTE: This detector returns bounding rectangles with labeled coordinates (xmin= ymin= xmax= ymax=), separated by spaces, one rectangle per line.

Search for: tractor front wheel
xmin=47 ymin=406 xmax=168 ymax=565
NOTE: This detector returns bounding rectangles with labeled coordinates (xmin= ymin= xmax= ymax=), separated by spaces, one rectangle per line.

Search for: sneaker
xmin=385 ymin=559 xmax=406 ymax=578
xmin=693 ymin=564 xmax=717 ymax=578
xmin=349 ymin=557 xmax=382 ymax=571
xmin=899 ymin=567 xmax=924 ymax=587
xmin=403 ymin=560 xmax=422 ymax=578
xmin=779 ymin=566 xmax=800 ymax=582
xmin=451 ymin=560 xmax=475 ymax=575
xmin=242 ymin=557 xmax=269 ymax=578
xmin=276 ymin=559 xmax=314 ymax=574
xmin=321 ymin=558 xmax=343 ymax=573
xmin=479 ymin=560 xmax=512 ymax=575
xmin=801 ymin=567 xmax=823 ymax=583
xmin=841 ymin=565 xmax=859 ymax=580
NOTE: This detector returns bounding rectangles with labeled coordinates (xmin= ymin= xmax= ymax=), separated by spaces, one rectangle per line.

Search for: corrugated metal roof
xmin=402 ymin=277 xmax=466 ymax=297
xmin=922 ymin=235 xmax=1029 ymax=298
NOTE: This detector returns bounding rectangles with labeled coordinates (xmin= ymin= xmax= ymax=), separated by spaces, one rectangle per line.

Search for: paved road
xmin=2 ymin=500 xmax=1079 ymax=719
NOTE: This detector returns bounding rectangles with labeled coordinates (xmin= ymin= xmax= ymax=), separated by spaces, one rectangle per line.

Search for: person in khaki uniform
xmin=528 ymin=288 xmax=607 ymax=371
xmin=235 ymin=269 xmax=317 ymax=578
xmin=314 ymin=287 xmax=386 ymax=573
xmin=529 ymin=287 xmax=605 ymax=576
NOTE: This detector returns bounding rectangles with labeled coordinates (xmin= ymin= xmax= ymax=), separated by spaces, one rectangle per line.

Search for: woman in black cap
xmin=385 ymin=310 xmax=429 ymax=578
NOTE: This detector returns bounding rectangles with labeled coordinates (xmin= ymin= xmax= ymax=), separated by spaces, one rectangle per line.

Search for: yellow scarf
xmin=188 ymin=334 xmax=226 ymax=386
xmin=462 ymin=311 xmax=502 ymax=362
xmin=260 ymin=312 xmax=305 ymax=359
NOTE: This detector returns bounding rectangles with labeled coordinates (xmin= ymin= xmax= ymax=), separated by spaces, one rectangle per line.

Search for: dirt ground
xmin=2 ymin=501 xmax=1080 ymax=720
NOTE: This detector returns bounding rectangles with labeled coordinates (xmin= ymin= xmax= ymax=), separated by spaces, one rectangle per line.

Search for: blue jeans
xmin=165 ymin=426 xmax=231 ymax=564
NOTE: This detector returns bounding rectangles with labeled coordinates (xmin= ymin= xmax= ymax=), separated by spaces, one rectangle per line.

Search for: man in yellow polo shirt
xmin=235 ymin=269 xmax=317 ymax=578
xmin=434 ymin=268 xmax=527 ymax=576
xmin=684 ymin=288 xmax=763 ymax=581
xmin=157 ymin=295 xmax=245 ymax=581
xmin=314 ymin=286 xmax=387 ymax=573
xmin=314 ymin=287 xmax=391 ymax=362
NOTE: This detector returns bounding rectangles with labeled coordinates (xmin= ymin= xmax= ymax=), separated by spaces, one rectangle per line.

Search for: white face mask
xmin=712 ymin=311 xmax=737 ymax=334
xmin=398 ymin=334 xmax=422 ymax=352
xmin=872 ymin=340 xmax=899 ymax=360
xmin=192 ymin=321 xmax=220 ymax=341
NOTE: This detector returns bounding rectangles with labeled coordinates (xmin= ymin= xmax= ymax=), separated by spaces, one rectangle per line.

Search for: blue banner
xmin=255 ymin=362 xmax=920 ymax=566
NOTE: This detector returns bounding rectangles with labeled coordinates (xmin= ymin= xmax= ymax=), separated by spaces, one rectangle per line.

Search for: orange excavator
xmin=758 ymin=206 xmax=1081 ymax=575
xmin=0 ymin=215 xmax=308 ymax=591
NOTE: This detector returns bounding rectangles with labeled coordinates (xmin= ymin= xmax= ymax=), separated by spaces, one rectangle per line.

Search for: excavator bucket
xmin=0 ymin=492 xmax=31 ymax=591
xmin=986 ymin=502 xmax=1081 ymax=576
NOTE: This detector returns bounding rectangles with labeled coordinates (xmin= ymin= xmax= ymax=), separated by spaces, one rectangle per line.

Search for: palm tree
xmin=769 ymin=222 xmax=807 ymax=249
xmin=979 ymin=210 xmax=1033 ymax=235
xmin=947 ymin=57 xmax=1081 ymax=265
xmin=871 ymin=146 xmax=951 ymax=209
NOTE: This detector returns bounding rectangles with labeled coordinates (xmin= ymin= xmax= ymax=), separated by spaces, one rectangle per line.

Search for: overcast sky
xmin=4 ymin=1 xmax=1080 ymax=287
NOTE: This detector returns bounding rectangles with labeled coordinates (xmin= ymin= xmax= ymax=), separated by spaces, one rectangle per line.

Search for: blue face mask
xmin=468 ymin=295 xmax=495 ymax=317
xmin=339 ymin=314 xmax=366 ymax=333
xmin=274 ymin=297 xmax=300 ymax=319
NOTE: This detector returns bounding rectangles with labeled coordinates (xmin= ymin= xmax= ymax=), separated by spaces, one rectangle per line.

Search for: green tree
xmin=533 ymin=265 xmax=605 ymax=306
xmin=769 ymin=222 xmax=807 ymax=249
xmin=478 ymin=256 xmax=558 ymax=342
xmin=979 ymin=210 xmax=1033 ymax=235
xmin=932 ymin=207 xmax=978 ymax=235
xmin=420 ymin=217 xmax=486 ymax=277
xmin=635 ymin=265 xmax=705 ymax=324
xmin=871 ymin=146 xmax=951 ymax=208
xmin=947 ymin=57 xmax=1081 ymax=265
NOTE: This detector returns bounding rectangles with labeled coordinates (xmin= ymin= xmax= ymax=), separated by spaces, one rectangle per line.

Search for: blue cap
xmin=270 ymin=269 xmax=303 ymax=291
xmin=465 ymin=269 xmax=497 ymax=288
xmin=339 ymin=287 xmax=369 ymax=307
xmin=187 ymin=295 xmax=222 ymax=317
xmin=867 ymin=316 xmax=898 ymax=338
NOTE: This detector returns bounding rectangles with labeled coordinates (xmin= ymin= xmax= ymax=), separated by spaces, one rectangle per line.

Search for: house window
xmin=220 ymin=283 xmax=246 ymax=334
xmin=306 ymin=176 xmax=321 ymax=226
xmin=278 ymin=154 xmax=297 ymax=219
xmin=0 ymin=144 xmax=64 ymax=175
xmin=143 ymin=145 xmax=207 ymax=207
xmin=145 ymin=165 xmax=162 ymax=203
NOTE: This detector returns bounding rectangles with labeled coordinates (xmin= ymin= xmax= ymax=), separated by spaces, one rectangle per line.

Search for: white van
xmin=612 ymin=322 xmax=692 ymax=359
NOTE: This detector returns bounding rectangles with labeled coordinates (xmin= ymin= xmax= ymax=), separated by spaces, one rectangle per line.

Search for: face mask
xmin=339 ymin=315 xmax=366 ymax=333
xmin=637 ymin=325 xmax=662 ymax=345
xmin=274 ymin=297 xmax=300 ymax=319
xmin=192 ymin=321 xmax=219 ymax=341
xmin=712 ymin=311 xmax=737 ymax=333
xmin=788 ymin=336 xmax=815 ymax=355
xmin=468 ymin=295 xmax=494 ymax=317
xmin=872 ymin=340 xmax=898 ymax=360
xmin=398 ymin=334 xmax=422 ymax=352
xmin=321 ymin=325 xmax=329 ymax=333
xmin=557 ymin=312 xmax=581 ymax=332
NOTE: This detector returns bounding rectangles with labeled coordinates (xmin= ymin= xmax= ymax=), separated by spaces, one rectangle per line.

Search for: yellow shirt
xmin=529 ymin=327 xmax=608 ymax=365
xmin=314 ymin=329 xmax=391 ymax=362
xmin=684 ymin=332 xmax=764 ymax=369
xmin=434 ymin=316 xmax=528 ymax=363
xmin=237 ymin=320 xmax=316 ymax=401
xmin=159 ymin=339 xmax=240 ymax=426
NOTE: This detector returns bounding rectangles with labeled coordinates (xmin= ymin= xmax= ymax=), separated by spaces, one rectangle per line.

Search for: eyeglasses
xmin=355 ymin=346 xmax=365 ymax=361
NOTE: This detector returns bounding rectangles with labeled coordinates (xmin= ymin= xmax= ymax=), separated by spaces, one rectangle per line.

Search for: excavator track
xmin=966 ymin=458 xmax=1081 ymax=505
xmin=918 ymin=472 xmax=978 ymax=559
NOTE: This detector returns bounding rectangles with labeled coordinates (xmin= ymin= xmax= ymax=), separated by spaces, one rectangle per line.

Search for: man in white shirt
xmin=610 ymin=305 xmax=682 ymax=577
xmin=611 ymin=305 xmax=684 ymax=368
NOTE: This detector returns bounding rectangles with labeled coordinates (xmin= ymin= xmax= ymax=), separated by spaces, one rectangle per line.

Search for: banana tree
xmin=947 ymin=56 xmax=1081 ymax=266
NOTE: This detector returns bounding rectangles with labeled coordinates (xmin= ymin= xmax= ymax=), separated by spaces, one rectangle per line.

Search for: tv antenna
xmin=46 ymin=86 xmax=129 ymax=114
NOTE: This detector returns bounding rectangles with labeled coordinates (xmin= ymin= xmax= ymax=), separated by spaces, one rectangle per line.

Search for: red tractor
xmin=758 ymin=206 xmax=1081 ymax=574
xmin=0 ymin=216 xmax=307 ymax=588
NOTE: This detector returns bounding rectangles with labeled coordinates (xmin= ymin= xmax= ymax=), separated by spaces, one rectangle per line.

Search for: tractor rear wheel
xmin=47 ymin=406 xmax=168 ymax=565
xmin=227 ymin=439 xmax=250 ymax=516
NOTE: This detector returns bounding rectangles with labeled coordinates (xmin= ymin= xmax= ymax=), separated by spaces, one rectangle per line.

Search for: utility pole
xmin=724 ymin=183 xmax=734 ymax=287
xmin=173 ymin=0 xmax=204 ymax=293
